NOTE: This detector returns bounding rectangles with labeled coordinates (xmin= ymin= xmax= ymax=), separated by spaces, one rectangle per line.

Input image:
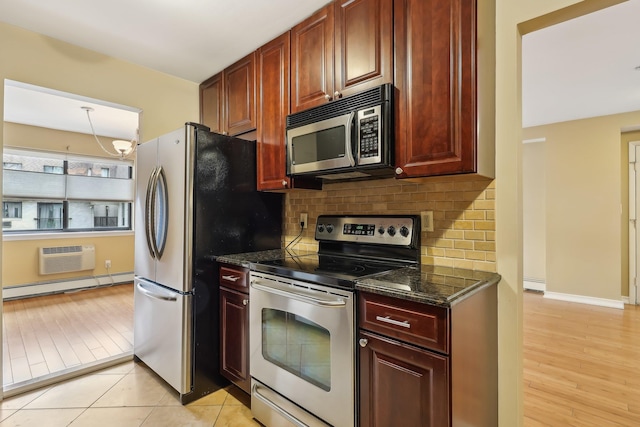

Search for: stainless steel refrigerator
xmin=133 ymin=123 xmax=282 ymax=404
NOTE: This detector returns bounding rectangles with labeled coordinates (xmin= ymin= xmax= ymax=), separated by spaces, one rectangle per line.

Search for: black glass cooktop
xmin=252 ymin=254 xmax=411 ymax=290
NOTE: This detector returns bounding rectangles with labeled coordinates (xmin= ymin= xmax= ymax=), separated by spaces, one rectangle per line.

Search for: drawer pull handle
xmin=359 ymin=338 xmax=368 ymax=347
xmin=222 ymin=275 xmax=241 ymax=282
xmin=376 ymin=315 xmax=411 ymax=329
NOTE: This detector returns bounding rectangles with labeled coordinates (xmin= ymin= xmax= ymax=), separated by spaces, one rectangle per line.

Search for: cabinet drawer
xmin=359 ymin=292 xmax=449 ymax=354
xmin=219 ymin=265 xmax=249 ymax=292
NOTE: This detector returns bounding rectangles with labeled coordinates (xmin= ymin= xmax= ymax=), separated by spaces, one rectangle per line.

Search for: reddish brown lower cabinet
xmin=358 ymin=330 xmax=449 ymax=427
xmin=220 ymin=265 xmax=250 ymax=394
xmin=358 ymin=286 xmax=497 ymax=427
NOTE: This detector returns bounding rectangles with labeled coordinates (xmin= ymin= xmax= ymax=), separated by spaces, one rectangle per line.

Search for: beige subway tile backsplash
xmin=283 ymin=175 xmax=496 ymax=273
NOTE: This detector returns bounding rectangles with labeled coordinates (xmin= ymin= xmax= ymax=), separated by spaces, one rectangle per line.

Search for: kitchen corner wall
xmin=284 ymin=175 xmax=496 ymax=272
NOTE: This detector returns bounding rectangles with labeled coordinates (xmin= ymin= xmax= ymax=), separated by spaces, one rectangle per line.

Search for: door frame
xmin=628 ymin=141 xmax=640 ymax=305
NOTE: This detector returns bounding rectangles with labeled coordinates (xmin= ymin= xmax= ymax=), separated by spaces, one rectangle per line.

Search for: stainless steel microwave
xmin=286 ymin=83 xmax=394 ymax=180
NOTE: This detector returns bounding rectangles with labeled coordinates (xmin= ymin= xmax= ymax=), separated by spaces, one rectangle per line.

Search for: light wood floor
xmin=524 ymin=291 xmax=640 ymax=426
xmin=2 ymin=283 xmax=133 ymax=388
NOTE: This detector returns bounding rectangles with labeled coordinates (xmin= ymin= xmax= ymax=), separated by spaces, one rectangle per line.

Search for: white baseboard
xmin=622 ymin=296 xmax=630 ymax=305
xmin=544 ymin=291 xmax=624 ymax=310
xmin=3 ymin=272 xmax=134 ymax=300
xmin=523 ymin=279 xmax=546 ymax=292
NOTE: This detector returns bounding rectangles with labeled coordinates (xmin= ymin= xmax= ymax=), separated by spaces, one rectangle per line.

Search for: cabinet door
xmin=257 ymin=32 xmax=291 ymax=191
xmin=359 ymin=331 xmax=449 ymax=427
xmin=394 ymin=0 xmax=476 ymax=178
xmin=334 ymin=0 xmax=393 ymax=99
xmin=200 ymin=72 xmax=224 ymax=134
xmin=225 ymin=52 xmax=256 ymax=136
xmin=220 ymin=287 xmax=250 ymax=394
xmin=291 ymin=4 xmax=335 ymax=113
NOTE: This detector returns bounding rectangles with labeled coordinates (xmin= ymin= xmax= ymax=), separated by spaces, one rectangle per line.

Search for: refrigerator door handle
xmin=136 ymin=281 xmax=178 ymax=302
xmin=144 ymin=166 xmax=159 ymax=259
xmin=153 ymin=166 xmax=169 ymax=259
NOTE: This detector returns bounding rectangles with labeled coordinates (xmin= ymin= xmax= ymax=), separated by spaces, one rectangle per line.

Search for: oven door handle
xmin=250 ymin=280 xmax=346 ymax=307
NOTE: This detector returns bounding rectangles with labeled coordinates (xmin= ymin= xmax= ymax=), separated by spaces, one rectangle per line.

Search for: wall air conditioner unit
xmin=38 ymin=245 xmax=96 ymax=275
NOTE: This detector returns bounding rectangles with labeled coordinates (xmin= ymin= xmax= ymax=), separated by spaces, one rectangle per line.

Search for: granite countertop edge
xmin=215 ymin=249 xmax=316 ymax=268
xmin=355 ymin=267 xmax=501 ymax=307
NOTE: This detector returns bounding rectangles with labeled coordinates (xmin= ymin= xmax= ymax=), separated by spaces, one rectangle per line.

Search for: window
xmin=3 ymin=201 xmax=22 ymax=218
xmin=2 ymin=149 xmax=134 ymax=233
xmin=3 ymin=162 xmax=22 ymax=170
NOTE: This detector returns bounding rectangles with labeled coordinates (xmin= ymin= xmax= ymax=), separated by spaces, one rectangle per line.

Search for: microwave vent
xmin=287 ymin=83 xmax=393 ymax=128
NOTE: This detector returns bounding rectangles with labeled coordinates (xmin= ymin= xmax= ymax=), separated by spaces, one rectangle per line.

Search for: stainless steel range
xmin=249 ymin=215 xmax=420 ymax=427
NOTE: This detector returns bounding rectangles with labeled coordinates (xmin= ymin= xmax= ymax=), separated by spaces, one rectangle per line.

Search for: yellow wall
xmin=523 ymin=111 xmax=640 ymax=300
xmin=1 ymin=22 xmax=199 ymax=288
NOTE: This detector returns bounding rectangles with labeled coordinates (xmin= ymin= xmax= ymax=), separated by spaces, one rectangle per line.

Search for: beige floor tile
xmin=0 ymin=408 xmax=84 ymax=426
xmin=141 ymin=405 xmax=222 ymax=427
xmin=69 ymin=406 xmax=154 ymax=427
xmin=0 ymin=388 xmax=50 ymax=410
xmin=24 ymin=374 xmax=124 ymax=409
xmin=0 ymin=410 xmax=16 ymax=423
xmin=91 ymin=369 xmax=173 ymax=407
xmin=214 ymin=405 xmax=260 ymax=427
xmin=223 ymin=386 xmax=251 ymax=407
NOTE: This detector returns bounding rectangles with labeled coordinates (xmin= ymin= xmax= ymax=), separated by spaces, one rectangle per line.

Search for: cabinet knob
xmin=243 ymin=299 xmax=248 ymax=306
xmin=395 ymin=167 xmax=404 ymax=175
xmin=222 ymin=131 xmax=228 ymax=135
xmin=334 ymin=91 xmax=342 ymax=99
xmin=359 ymin=338 xmax=368 ymax=348
xmin=282 ymin=180 xmax=288 ymax=187
xmin=324 ymin=94 xmax=332 ymax=101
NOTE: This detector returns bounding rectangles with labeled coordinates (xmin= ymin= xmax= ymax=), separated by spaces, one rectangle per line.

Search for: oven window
xmin=261 ymin=308 xmax=331 ymax=391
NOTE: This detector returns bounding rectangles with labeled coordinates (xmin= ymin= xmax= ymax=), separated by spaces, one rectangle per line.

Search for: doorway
xmin=2 ymin=80 xmax=139 ymax=395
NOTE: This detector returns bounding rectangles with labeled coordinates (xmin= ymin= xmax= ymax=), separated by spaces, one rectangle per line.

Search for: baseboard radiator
xmin=39 ymin=245 xmax=96 ymax=275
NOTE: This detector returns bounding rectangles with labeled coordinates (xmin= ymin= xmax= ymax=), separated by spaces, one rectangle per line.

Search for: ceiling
xmin=1 ymin=0 xmax=640 ymax=137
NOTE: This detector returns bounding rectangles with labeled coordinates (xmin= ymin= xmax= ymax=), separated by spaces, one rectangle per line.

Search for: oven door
xmin=249 ymin=272 xmax=355 ymax=427
xmin=286 ymin=112 xmax=355 ymax=176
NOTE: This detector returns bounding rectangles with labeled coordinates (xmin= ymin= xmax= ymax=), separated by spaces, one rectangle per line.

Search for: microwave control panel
xmin=357 ymin=105 xmax=382 ymax=165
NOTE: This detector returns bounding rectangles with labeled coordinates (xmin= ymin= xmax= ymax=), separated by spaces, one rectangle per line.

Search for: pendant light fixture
xmin=82 ymin=106 xmax=137 ymax=159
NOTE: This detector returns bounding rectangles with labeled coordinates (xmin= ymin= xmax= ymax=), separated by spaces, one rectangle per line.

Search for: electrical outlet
xmin=420 ymin=211 xmax=434 ymax=232
xmin=105 ymin=260 xmax=112 ymax=269
xmin=300 ymin=213 xmax=308 ymax=229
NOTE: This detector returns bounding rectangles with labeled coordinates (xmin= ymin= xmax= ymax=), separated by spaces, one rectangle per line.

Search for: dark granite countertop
xmin=215 ymin=249 xmax=316 ymax=268
xmin=217 ymin=250 xmax=500 ymax=307
xmin=356 ymin=265 xmax=501 ymax=307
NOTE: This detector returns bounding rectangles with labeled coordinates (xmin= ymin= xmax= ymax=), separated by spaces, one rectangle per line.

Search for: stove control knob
xmin=378 ymin=226 xmax=385 ymax=235
xmin=326 ymin=224 xmax=334 ymax=233
xmin=399 ymin=226 xmax=410 ymax=237
xmin=317 ymin=224 xmax=325 ymax=233
xmin=387 ymin=225 xmax=396 ymax=236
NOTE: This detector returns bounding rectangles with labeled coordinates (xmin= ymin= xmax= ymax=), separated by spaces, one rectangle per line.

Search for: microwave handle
xmin=345 ymin=111 xmax=356 ymax=167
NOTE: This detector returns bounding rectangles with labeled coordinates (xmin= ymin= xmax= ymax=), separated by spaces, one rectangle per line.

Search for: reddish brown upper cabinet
xmin=256 ymin=32 xmax=292 ymax=191
xmin=290 ymin=0 xmax=393 ymax=113
xmin=200 ymin=52 xmax=256 ymax=137
xmin=200 ymin=72 xmax=224 ymax=134
xmin=394 ymin=0 xmax=495 ymax=179
xmin=224 ymin=53 xmax=256 ymax=136
xmin=256 ymin=32 xmax=323 ymax=192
